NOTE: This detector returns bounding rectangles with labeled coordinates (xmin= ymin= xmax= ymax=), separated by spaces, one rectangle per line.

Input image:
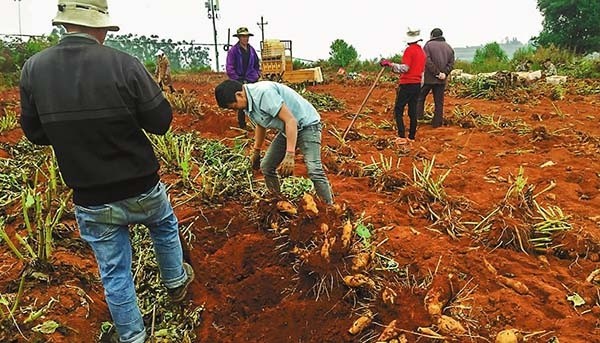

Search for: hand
xmin=277 ymin=152 xmax=295 ymax=177
xmin=251 ymin=148 xmax=261 ymax=170
xmin=379 ymin=59 xmax=392 ymax=67
xmin=436 ymin=72 xmax=446 ymax=80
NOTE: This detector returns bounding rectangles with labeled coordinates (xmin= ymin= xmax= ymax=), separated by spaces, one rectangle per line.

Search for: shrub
xmin=511 ymin=45 xmax=536 ymax=69
xmin=472 ymin=42 xmax=510 ymax=72
xmin=346 ymin=59 xmax=381 ymax=73
xmin=292 ymin=59 xmax=313 ymax=70
xmin=453 ymin=60 xmax=475 ymax=74
xmin=563 ymin=58 xmax=600 ymax=79
xmin=144 ymin=61 xmax=156 ymax=75
xmin=0 ymin=34 xmax=59 ymax=73
xmin=511 ymin=44 xmax=598 ymax=78
xmin=531 ymin=44 xmax=576 ymax=67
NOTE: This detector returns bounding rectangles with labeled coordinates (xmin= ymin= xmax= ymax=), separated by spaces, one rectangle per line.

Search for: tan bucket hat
xmin=233 ymin=27 xmax=253 ymax=37
xmin=52 ymin=0 xmax=120 ymax=31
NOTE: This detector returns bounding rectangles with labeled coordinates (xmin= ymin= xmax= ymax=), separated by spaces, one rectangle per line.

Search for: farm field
xmin=1 ymin=72 xmax=599 ymax=343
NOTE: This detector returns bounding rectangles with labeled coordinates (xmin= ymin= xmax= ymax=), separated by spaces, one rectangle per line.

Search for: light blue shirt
xmin=244 ymin=81 xmax=320 ymax=132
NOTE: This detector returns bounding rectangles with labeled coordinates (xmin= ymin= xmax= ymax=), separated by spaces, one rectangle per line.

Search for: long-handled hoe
xmin=342 ymin=67 xmax=386 ymax=141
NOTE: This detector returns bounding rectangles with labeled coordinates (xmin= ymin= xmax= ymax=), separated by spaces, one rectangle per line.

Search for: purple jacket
xmin=226 ymin=43 xmax=260 ymax=82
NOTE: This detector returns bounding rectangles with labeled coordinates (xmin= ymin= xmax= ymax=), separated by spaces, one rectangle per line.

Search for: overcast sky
xmin=1 ymin=0 xmax=544 ymax=67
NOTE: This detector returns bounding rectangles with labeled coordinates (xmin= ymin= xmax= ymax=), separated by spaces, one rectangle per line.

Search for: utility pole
xmin=205 ymin=0 xmax=220 ymax=71
xmin=14 ymin=0 xmax=22 ymax=35
xmin=256 ymin=16 xmax=268 ymax=43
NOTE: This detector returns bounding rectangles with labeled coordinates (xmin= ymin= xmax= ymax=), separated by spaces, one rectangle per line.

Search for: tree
xmin=535 ymin=0 xmax=600 ymax=53
xmin=473 ymin=42 xmax=508 ymax=65
xmin=472 ymin=42 xmax=509 ymax=72
xmin=328 ymin=39 xmax=358 ymax=68
xmin=105 ymin=34 xmax=211 ymax=70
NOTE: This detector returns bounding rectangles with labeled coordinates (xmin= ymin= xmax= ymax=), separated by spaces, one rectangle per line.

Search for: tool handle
xmin=342 ymin=67 xmax=386 ymax=141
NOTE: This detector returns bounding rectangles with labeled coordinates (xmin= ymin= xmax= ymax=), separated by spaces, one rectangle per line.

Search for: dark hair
xmin=215 ymin=79 xmax=243 ymax=108
xmin=430 ymin=28 xmax=443 ymax=38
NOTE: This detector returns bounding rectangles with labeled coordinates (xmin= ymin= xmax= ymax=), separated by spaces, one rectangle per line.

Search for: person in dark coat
xmin=416 ymin=28 xmax=455 ymax=128
xmin=19 ymin=2 xmax=194 ymax=342
xmin=226 ymin=27 xmax=261 ymax=130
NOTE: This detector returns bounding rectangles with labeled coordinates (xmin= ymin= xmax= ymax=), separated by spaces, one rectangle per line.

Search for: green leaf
xmin=100 ymin=321 xmax=113 ymax=333
xmin=25 ymin=193 xmax=35 ymax=208
xmin=32 ymin=320 xmax=60 ymax=334
xmin=355 ymin=223 xmax=371 ymax=241
xmin=566 ymin=293 xmax=585 ymax=307
xmin=0 ymin=296 xmax=9 ymax=306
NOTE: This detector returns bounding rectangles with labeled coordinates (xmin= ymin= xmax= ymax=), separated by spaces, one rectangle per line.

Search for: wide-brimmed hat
xmin=233 ymin=27 xmax=253 ymax=37
xmin=403 ymin=28 xmax=423 ymax=44
xmin=52 ymin=0 xmax=119 ymax=31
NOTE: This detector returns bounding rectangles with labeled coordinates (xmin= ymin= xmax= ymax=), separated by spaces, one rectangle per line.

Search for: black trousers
xmin=393 ymin=83 xmax=421 ymax=140
xmin=417 ymin=83 xmax=446 ymax=127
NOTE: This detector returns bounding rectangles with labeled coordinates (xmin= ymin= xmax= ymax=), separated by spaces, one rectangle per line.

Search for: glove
xmin=251 ymin=148 xmax=261 ymax=170
xmin=436 ymin=72 xmax=447 ymax=80
xmin=379 ymin=59 xmax=392 ymax=67
xmin=277 ymin=151 xmax=295 ymax=177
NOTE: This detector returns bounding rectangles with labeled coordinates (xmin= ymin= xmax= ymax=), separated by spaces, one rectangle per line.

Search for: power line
xmin=0 ymin=33 xmax=43 ymax=38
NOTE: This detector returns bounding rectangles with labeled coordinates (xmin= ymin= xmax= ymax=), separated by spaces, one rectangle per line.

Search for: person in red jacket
xmin=380 ymin=28 xmax=426 ymax=144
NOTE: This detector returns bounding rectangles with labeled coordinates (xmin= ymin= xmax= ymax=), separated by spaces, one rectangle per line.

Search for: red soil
xmin=0 ymin=73 xmax=599 ymax=342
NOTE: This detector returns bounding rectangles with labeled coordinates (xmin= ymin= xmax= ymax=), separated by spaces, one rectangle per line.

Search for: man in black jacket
xmin=417 ymin=28 xmax=455 ymax=128
xmin=19 ymin=1 xmax=193 ymax=342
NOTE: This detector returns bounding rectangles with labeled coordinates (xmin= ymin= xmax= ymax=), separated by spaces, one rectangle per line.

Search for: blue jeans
xmin=75 ymin=182 xmax=186 ymax=343
xmin=261 ymin=123 xmax=333 ymax=204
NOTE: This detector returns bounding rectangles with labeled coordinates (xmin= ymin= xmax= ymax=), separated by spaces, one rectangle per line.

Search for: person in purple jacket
xmin=226 ymin=27 xmax=261 ymax=129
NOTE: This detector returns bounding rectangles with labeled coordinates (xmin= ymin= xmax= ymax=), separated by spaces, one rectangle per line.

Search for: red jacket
xmin=399 ymin=43 xmax=426 ymax=85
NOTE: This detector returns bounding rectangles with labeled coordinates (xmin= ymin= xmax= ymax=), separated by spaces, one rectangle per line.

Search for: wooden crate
xmin=261 ymin=56 xmax=285 ymax=75
xmin=283 ymin=68 xmax=323 ymax=84
xmin=261 ymin=39 xmax=285 ymax=58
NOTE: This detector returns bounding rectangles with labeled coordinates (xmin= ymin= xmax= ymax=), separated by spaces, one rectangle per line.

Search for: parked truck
xmin=260 ymin=39 xmax=322 ymax=84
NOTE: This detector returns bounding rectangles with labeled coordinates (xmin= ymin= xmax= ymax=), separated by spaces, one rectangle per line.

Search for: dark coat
xmin=423 ymin=37 xmax=455 ymax=84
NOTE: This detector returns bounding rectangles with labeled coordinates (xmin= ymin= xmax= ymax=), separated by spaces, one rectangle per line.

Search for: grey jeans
xmin=261 ymin=123 xmax=333 ymax=204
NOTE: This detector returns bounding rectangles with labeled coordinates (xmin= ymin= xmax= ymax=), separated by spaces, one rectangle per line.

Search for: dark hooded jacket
xmin=423 ymin=36 xmax=455 ymax=84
